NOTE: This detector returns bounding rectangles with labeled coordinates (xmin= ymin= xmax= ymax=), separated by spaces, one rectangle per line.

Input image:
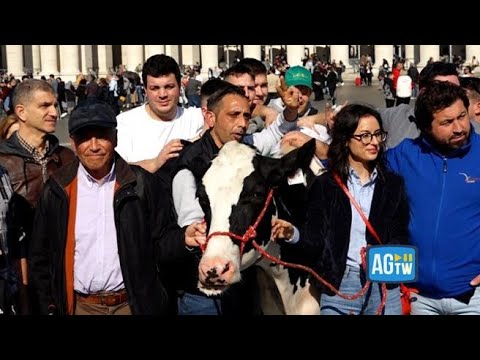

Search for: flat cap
xmin=69 ymin=102 xmax=117 ymax=135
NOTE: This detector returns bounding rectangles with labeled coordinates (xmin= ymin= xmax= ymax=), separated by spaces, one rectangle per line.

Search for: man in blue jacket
xmin=387 ymin=81 xmax=480 ymax=314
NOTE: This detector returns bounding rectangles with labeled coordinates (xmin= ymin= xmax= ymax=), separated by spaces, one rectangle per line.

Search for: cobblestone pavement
xmin=311 ymin=77 xmax=386 ymax=116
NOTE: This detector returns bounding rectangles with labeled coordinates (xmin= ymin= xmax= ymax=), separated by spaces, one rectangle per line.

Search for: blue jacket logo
xmin=459 ymin=173 xmax=480 ymax=183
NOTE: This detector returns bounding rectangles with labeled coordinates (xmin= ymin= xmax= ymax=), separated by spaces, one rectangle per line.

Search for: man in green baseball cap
xmin=285 ymin=66 xmax=313 ymax=90
xmin=274 ymin=66 xmax=316 ymax=118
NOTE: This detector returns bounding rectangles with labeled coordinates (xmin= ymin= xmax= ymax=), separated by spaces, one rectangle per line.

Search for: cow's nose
xmin=199 ymin=257 xmax=237 ymax=286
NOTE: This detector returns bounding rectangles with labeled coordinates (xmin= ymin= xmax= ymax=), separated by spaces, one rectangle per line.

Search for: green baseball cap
xmin=285 ymin=66 xmax=312 ymax=90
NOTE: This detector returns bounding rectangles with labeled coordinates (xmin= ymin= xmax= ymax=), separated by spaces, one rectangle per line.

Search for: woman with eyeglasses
xmin=316 ymin=103 xmax=411 ymax=314
xmin=272 ymin=104 xmax=410 ymax=315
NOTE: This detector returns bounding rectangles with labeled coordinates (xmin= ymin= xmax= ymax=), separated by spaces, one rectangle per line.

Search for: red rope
xmin=252 ymin=241 xmax=386 ymax=314
xmin=200 ymin=189 xmax=274 ymax=256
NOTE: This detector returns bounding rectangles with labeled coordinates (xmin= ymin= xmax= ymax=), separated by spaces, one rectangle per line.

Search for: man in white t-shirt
xmin=116 ymin=54 xmax=205 ymax=173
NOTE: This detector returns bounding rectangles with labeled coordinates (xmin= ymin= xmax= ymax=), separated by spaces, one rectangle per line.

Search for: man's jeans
xmin=320 ymin=265 xmax=402 ymax=315
xmin=410 ymin=287 xmax=480 ymax=315
xmin=177 ymin=292 xmax=222 ymax=315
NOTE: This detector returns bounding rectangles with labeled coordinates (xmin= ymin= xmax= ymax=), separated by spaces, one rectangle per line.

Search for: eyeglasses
xmin=351 ymin=130 xmax=388 ymax=145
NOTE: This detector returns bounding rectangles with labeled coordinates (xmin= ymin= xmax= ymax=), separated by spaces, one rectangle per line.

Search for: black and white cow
xmin=196 ymin=139 xmax=321 ymax=315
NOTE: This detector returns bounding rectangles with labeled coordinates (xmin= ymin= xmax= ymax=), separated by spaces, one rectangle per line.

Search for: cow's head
xmin=197 ymin=139 xmax=316 ymax=295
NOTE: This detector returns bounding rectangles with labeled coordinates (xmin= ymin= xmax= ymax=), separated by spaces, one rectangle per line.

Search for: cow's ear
xmin=280 ymin=138 xmax=316 ymax=177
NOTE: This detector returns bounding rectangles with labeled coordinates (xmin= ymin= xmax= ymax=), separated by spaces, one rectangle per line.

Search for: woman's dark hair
xmin=0 ymin=114 xmax=18 ymax=139
xmin=415 ymin=81 xmax=469 ymax=133
xmin=327 ymin=103 xmax=387 ymax=183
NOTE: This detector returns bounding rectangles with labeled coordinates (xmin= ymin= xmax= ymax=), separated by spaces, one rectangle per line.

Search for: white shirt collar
xmin=78 ymin=161 xmax=116 ymax=187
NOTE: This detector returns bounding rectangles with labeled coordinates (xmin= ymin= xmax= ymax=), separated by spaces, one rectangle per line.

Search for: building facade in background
xmin=1 ymin=45 xmax=478 ymax=82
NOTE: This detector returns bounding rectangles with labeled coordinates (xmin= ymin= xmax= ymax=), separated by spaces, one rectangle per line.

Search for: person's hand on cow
xmin=326 ymin=100 xmax=348 ymax=130
xmin=297 ymin=115 xmax=318 ymax=129
xmin=154 ymin=139 xmax=184 ymax=169
xmin=281 ymin=131 xmax=329 ymax=160
xmin=276 ymin=76 xmax=300 ymax=122
xmin=281 ymin=130 xmax=311 ymax=150
xmin=271 ymin=218 xmax=294 ymax=241
xmin=185 ymin=220 xmax=207 ymax=248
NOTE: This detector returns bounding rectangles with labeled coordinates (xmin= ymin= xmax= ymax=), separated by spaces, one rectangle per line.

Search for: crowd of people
xmin=0 ymin=53 xmax=479 ymax=316
xmin=0 ymin=69 xmax=146 ymax=121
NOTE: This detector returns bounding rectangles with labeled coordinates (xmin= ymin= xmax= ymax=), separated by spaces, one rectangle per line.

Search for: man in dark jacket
xmin=29 ymin=102 xmax=204 ymax=315
xmin=171 ymin=81 xmax=302 ymax=315
xmin=0 ymin=79 xmax=75 ymax=314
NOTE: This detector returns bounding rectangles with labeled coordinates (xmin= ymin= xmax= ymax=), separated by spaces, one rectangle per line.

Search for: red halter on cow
xmin=196 ymin=139 xmax=321 ymax=314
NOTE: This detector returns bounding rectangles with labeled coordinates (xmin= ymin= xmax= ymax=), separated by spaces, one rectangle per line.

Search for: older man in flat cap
xmin=29 ymin=101 xmax=205 ymax=315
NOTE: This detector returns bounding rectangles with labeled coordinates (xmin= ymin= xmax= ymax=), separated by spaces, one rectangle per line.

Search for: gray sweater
xmin=378 ymin=104 xmax=419 ymax=149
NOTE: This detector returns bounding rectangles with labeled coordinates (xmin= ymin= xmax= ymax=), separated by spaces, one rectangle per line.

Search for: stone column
xmin=97 ymin=45 xmax=113 ymax=77
xmin=191 ymin=45 xmax=201 ymax=66
xmin=374 ymin=45 xmax=394 ymax=68
xmin=144 ymin=45 xmax=165 ymax=59
xmin=405 ymin=45 xmax=415 ymax=64
xmin=200 ymin=45 xmax=218 ymax=82
xmin=243 ymin=45 xmax=261 ymax=60
xmin=80 ymin=45 xmax=93 ymax=75
xmin=40 ymin=45 xmax=59 ymax=75
xmin=5 ymin=45 xmax=24 ymax=77
xmin=124 ymin=45 xmax=144 ymax=72
xmin=466 ymin=45 xmax=480 ymax=65
xmin=286 ymin=45 xmax=305 ymax=66
xmin=165 ymin=45 xmax=180 ymax=64
xmin=32 ymin=45 xmax=41 ymax=76
xmin=59 ymin=45 xmax=80 ymax=80
xmin=419 ymin=45 xmax=439 ymax=67
xmin=330 ymin=45 xmax=349 ymax=69
xmin=181 ymin=45 xmax=195 ymax=66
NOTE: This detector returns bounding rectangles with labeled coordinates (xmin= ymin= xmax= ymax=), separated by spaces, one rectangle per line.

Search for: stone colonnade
xmin=4 ymin=45 xmax=480 ymax=82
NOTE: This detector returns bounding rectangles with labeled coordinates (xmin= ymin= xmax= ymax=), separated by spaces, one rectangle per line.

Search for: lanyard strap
xmin=332 ymin=171 xmax=382 ymax=245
